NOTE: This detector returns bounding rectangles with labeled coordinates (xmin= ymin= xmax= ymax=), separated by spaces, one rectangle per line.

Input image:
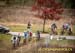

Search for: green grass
xmin=0 ymin=33 xmax=12 ymax=49
xmin=6 ymin=24 xmax=62 ymax=34
xmin=49 ymin=39 xmax=75 ymax=47
xmin=7 ymin=25 xmax=26 ymax=32
xmin=7 ymin=24 xmax=50 ymax=33
xmin=6 ymin=24 xmax=75 ymax=35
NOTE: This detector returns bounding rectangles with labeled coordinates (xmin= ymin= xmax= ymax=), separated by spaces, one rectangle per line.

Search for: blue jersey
xmin=24 ymin=32 xmax=28 ymax=39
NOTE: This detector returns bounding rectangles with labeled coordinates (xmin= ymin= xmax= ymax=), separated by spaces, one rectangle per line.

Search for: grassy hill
xmin=0 ymin=7 xmax=75 ymax=33
xmin=0 ymin=6 xmax=73 ymax=24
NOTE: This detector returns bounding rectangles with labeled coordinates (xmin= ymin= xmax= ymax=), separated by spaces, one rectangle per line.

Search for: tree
xmin=32 ymin=0 xmax=64 ymax=32
xmin=6 ymin=0 xmax=10 ymax=5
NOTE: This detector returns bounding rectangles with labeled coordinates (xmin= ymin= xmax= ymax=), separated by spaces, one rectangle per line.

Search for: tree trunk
xmin=43 ymin=17 xmax=46 ymax=33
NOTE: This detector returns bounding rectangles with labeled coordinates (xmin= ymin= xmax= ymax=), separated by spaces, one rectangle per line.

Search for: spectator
xmin=27 ymin=21 xmax=31 ymax=29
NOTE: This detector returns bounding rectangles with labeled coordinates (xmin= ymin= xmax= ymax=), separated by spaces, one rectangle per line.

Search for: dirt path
xmin=13 ymin=39 xmax=40 ymax=53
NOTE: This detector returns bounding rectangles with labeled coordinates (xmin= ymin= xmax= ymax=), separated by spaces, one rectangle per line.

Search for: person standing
xmin=27 ymin=21 xmax=31 ymax=29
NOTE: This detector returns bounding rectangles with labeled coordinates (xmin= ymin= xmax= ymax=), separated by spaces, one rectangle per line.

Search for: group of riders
xmin=11 ymin=22 xmax=40 ymax=48
xmin=50 ymin=22 xmax=72 ymax=35
xmin=11 ymin=22 xmax=72 ymax=48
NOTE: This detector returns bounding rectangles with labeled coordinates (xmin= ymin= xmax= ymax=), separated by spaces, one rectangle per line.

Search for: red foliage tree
xmin=32 ymin=0 xmax=64 ymax=32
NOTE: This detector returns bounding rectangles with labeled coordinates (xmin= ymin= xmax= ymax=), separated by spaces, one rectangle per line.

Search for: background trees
xmin=0 ymin=0 xmax=74 ymax=8
xmin=0 ymin=0 xmax=75 ymax=32
xmin=32 ymin=0 xmax=64 ymax=32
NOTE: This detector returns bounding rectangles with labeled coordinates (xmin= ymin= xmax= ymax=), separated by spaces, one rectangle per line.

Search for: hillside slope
xmin=0 ymin=7 xmax=73 ymax=25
